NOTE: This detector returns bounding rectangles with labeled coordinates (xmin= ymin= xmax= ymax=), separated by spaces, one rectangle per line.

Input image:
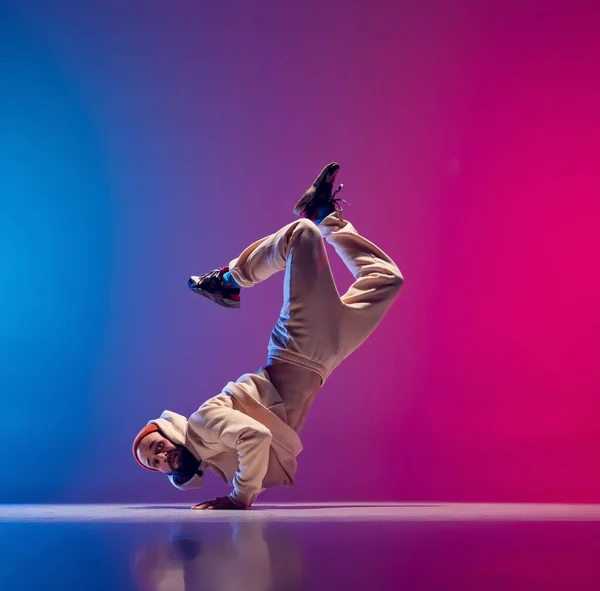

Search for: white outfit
xmin=150 ymin=212 xmax=403 ymax=507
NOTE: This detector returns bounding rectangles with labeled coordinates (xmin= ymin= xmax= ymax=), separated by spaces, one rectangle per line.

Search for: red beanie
xmin=132 ymin=424 xmax=160 ymax=471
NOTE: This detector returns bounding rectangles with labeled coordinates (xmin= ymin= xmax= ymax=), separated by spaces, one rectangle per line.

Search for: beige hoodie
xmin=149 ymin=368 xmax=303 ymax=508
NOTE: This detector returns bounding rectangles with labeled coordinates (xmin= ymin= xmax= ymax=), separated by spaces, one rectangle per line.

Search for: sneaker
xmin=188 ymin=266 xmax=241 ymax=308
xmin=293 ymin=162 xmax=343 ymax=221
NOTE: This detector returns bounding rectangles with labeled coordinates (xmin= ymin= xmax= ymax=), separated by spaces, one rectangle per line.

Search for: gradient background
xmin=1 ymin=0 xmax=599 ymax=504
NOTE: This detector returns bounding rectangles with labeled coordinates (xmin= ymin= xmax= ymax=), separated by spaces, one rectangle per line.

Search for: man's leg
xmin=317 ymin=212 xmax=404 ymax=372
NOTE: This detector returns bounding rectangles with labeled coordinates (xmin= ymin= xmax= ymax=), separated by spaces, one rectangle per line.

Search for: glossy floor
xmin=1 ymin=503 xmax=600 ymax=590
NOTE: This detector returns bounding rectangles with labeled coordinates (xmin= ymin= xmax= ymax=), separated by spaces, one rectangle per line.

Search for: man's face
xmin=137 ymin=431 xmax=182 ymax=474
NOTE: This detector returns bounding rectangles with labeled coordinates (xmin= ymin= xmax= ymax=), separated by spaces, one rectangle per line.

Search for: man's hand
xmin=191 ymin=496 xmax=247 ymax=511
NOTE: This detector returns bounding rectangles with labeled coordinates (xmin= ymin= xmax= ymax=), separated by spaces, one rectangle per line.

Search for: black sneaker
xmin=293 ymin=162 xmax=344 ymax=221
xmin=188 ymin=266 xmax=241 ymax=308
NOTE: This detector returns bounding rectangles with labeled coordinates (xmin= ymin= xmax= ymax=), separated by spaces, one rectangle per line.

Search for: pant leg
xmin=319 ymin=212 xmax=404 ymax=372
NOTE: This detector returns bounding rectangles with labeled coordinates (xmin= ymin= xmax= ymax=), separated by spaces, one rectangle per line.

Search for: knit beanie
xmin=132 ymin=423 xmax=160 ymax=471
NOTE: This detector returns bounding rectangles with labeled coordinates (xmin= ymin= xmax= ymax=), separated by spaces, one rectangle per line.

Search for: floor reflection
xmin=1 ymin=507 xmax=600 ymax=590
xmin=132 ymin=521 xmax=303 ymax=591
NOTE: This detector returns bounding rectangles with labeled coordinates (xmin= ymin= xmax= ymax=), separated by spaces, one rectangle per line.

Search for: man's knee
xmin=292 ymin=218 xmax=322 ymax=241
xmin=391 ymin=265 xmax=404 ymax=291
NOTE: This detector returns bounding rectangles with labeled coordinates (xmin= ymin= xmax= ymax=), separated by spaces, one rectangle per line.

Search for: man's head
xmin=136 ymin=429 xmax=180 ymax=473
xmin=133 ymin=422 xmax=201 ymax=484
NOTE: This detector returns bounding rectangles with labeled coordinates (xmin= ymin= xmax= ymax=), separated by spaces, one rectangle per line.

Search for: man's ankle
xmin=222 ymin=270 xmax=241 ymax=288
xmin=314 ymin=205 xmax=333 ymax=225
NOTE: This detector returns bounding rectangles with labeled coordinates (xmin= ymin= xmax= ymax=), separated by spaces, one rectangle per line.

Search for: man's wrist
xmin=228 ymin=492 xmax=251 ymax=509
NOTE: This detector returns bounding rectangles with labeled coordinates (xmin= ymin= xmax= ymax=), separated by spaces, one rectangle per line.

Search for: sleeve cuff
xmin=228 ymin=490 xmax=259 ymax=509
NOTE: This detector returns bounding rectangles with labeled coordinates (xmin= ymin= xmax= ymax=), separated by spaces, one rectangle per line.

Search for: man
xmin=132 ymin=163 xmax=404 ymax=510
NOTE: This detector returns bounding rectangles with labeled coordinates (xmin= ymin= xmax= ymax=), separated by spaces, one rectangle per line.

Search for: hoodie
xmin=149 ymin=368 xmax=303 ymax=508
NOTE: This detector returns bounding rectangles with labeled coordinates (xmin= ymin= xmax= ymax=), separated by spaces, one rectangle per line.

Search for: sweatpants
xmin=228 ymin=212 xmax=403 ymax=431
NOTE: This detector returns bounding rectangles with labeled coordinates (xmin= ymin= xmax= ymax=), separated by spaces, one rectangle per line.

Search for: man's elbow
xmin=240 ymin=426 xmax=272 ymax=445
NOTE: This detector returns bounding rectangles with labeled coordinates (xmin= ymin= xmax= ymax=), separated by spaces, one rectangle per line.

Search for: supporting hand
xmin=191 ymin=496 xmax=247 ymax=511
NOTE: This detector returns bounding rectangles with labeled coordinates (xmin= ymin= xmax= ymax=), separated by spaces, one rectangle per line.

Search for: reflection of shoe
xmin=293 ymin=162 xmax=343 ymax=221
xmin=188 ymin=266 xmax=241 ymax=308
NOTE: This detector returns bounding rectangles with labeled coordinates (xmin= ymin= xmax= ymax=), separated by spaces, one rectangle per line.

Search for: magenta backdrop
xmin=3 ymin=1 xmax=599 ymax=503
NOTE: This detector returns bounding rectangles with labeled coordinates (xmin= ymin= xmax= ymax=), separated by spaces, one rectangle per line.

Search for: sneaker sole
xmin=293 ymin=162 xmax=340 ymax=216
xmin=189 ymin=283 xmax=241 ymax=309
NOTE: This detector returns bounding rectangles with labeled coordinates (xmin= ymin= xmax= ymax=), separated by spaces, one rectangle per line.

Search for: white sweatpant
xmin=228 ymin=212 xmax=404 ymax=384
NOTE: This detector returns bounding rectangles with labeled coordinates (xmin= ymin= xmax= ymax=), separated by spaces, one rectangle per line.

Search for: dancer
xmin=132 ymin=163 xmax=404 ymax=510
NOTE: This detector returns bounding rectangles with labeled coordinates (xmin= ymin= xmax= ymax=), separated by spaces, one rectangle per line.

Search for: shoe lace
xmin=331 ymin=184 xmax=350 ymax=212
xmin=332 ymin=197 xmax=350 ymax=211
xmin=199 ymin=268 xmax=221 ymax=286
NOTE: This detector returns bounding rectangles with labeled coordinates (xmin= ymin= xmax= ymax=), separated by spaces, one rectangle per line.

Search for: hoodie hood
xmin=149 ymin=410 xmax=206 ymax=491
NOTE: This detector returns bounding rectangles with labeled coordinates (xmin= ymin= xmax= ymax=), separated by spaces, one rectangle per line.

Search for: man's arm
xmin=187 ymin=395 xmax=273 ymax=509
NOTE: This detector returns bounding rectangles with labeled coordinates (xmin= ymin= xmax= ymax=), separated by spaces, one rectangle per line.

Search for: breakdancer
xmin=132 ymin=163 xmax=404 ymax=510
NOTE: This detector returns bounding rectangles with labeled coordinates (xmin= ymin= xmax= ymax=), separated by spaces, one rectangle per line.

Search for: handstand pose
xmin=132 ymin=163 xmax=404 ymax=510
